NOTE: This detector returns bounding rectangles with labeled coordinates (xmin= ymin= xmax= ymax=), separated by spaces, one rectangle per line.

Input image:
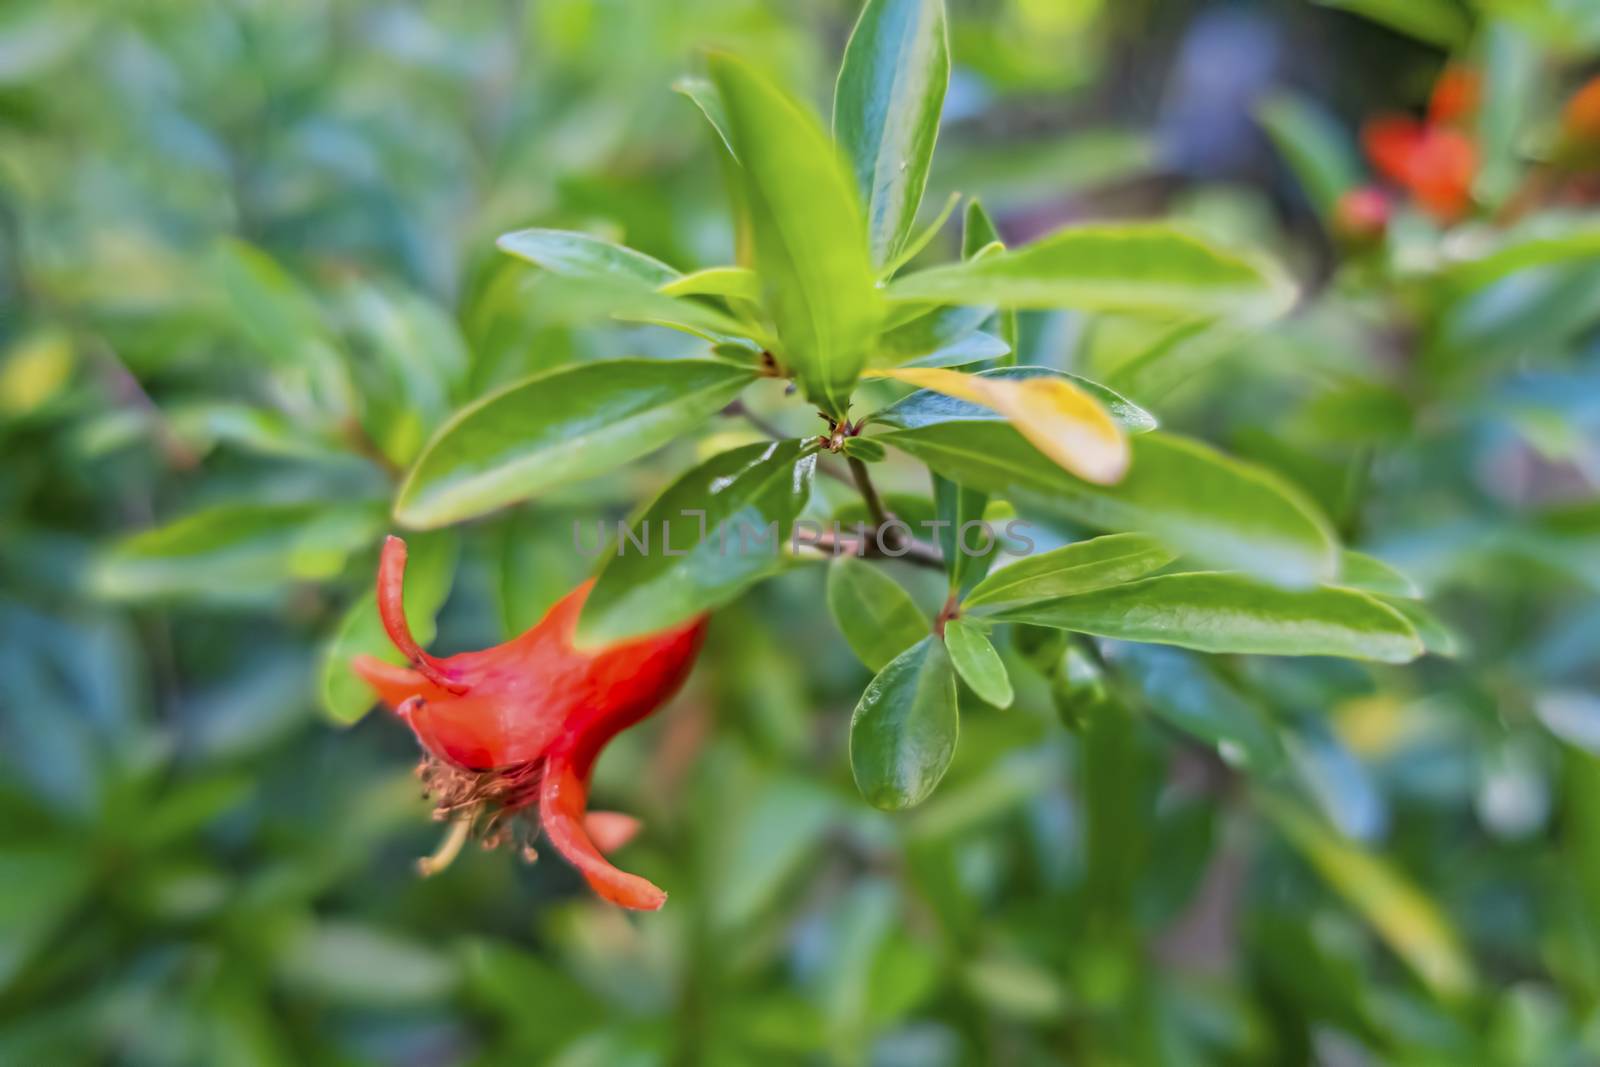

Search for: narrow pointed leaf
xmin=866 ymin=366 xmax=1129 ymax=485
xmin=964 ymin=532 xmax=1175 ymax=610
xmin=850 ymin=637 xmax=959 ymax=810
xmin=578 ymin=440 xmax=816 ymax=645
xmin=878 ymin=423 xmax=1338 ymax=587
xmin=1339 ymin=550 xmax=1421 ymax=598
xmin=659 ymin=267 xmax=762 ymax=302
xmin=834 ymin=0 xmax=949 ymax=265
xmin=944 ymin=619 xmax=1012 ymax=707
xmin=873 ymin=365 xmax=1155 ymax=434
xmin=995 ymin=573 xmax=1424 ymax=662
xmin=826 ymin=556 xmax=929 ymax=671
xmin=709 ymin=53 xmax=879 ymax=417
xmin=1264 ymin=799 xmax=1475 ymax=999
xmin=886 ymin=223 xmax=1297 ymax=320
xmin=396 ymin=360 xmax=757 ymax=529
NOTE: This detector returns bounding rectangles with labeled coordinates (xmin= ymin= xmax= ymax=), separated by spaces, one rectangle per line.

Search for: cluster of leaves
xmin=1 ymin=0 xmax=1599 ymax=1062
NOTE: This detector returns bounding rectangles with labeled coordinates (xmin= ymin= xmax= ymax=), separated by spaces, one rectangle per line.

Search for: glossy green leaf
xmin=93 ymin=502 xmax=382 ymax=602
xmin=1264 ymin=799 xmax=1475 ymax=999
xmin=841 ymin=436 xmax=887 ymax=463
xmin=943 ymin=619 xmax=1012 ymax=708
xmin=395 ymin=359 xmax=757 ymax=529
xmin=659 ymin=267 xmax=762 ymax=303
xmin=579 ymin=440 xmax=817 ymax=645
xmin=833 ymin=0 xmax=949 ymax=265
xmin=1256 ymin=92 xmax=1360 ymax=218
xmin=886 ymin=223 xmax=1297 ymax=320
xmin=497 ymin=228 xmax=678 ymax=287
xmin=964 ymin=532 xmax=1175 ymax=610
xmin=877 ymin=303 xmax=994 ymax=363
xmin=1376 ymin=596 xmax=1460 ymax=657
xmin=877 ymin=424 xmax=1337 ymax=587
xmin=881 ymin=191 xmax=960 ymax=277
xmin=497 ymin=228 xmax=745 ymax=339
xmin=319 ymin=531 xmax=458 ymax=724
xmin=1339 ymin=550 xmax=1421 ymax=598
xmin=872 ymin=365 xmax=1156 ymax=434
xmin=826 ymin=556 xmax=929 ymax=671
xmin=709 ymin=53 xmax=880 ymax=418
xmin=962 ymin=199 xmax=1018 ymax=359
xmin=672 ymin=76 xmax=737 ymax=159
xmin=962 ymin=198 xmax=1002 ymax=258
xmin=902 ymin=332 xmax=1012 ymax=369
xmin=995 ymin=573 xmax=1424 ymax=662
xmin=849 ymin=636 xmax=959 ymax=810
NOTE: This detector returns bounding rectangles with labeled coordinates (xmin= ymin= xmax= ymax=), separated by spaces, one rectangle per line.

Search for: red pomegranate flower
xmin=354 ymin=535 xmax=707 ymax=910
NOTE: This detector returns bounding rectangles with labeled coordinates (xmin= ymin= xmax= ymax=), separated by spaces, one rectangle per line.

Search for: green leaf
xmin=933 ymin=475 xmax=994 ymax=592
xmin=877 ymin=303 xmax=994 ymax=364
xmin=878 ymin=424 xmax=1337 ymax=587
xmin=1338 ymin=550 xmax=1421 ymax=598
xmin=1263 ymin=798 xmax=1475 ymax=1000
xmin=943 ymin=619 xmax=1012 ymax=708
xmin=579 ymin=440 xmax=817 ymax=645
xmin=395 ymin=359 xmax=756 ymax=529
xmin=841 ymin=436 xmax=887 ymax=463
xmin=961 ymin=198 xmax=1019 ymax=361
xmin=319 ymin=531 xmax=458 ymax=724
xmin=880 ymin=191 xmax=961 ymax=277
xmin=963 ymin=532 xmax=1174 ymax=611
xmin=1117 ymin=645 xmax=1283 ymax=772
xmin=497 ymin=228 xmax=745 ymax=339
xmin=1255 ymin=92 xmax=1360 ymax=219
xmin=962 ymin=198 xmax=1002 ymax=258
xmin=1315 ymin=0 xmax=1469 ymax=48
xmin=995 ymin=573 xmax=1424 ymax=662
xmin=833 ymin=0 xmax=949 ymax=266
xmin=659 ymin=266 xmax=762 ymax=303
xmin=872 ymin=364 xmax=1156 ymax=435
xmin=1439 ymin=219 xmax=1600 ymax=292
xmin=497 ymin=228 xmax=678 ymax=287
xmin=708 ymin=53 xmax=880 ymax=418
xmin=672 ymin=76 xmax=737 ymax=159
xmin=902 ymin=332 xmax=1012 ymax=369
xmin=850 ymin=636 xmax=959 ymax=810
xmin=826 ymin=556 xmax=929 ymax=671
xmin=1375 ymin=595 xmax=1460 ymax=657
xmin=93 ymin=502 xmax=382 ymax=602
xmin=886 ymin=223 xmax=1297 ymax=320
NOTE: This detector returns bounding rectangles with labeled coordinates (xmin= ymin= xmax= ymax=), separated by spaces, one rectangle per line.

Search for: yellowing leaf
xmin=865 ymin=366 xmax=1128 ymax=485
xmin=0 ymin=329 xmax=75 ymax=416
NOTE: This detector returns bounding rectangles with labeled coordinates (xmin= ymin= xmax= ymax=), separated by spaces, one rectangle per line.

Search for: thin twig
xmin=847 ymin=454 xmax=891 ymax=529
xmin=795 ymin=529 xmax=944 ymax=570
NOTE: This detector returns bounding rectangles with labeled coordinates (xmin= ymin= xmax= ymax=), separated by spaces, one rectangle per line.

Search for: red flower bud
xmin=1333 ymin=185 xmax=1392 ymax=242
xmin=1362 ymin=116 xmax=1478 ymax=223
xmin=354 ymin=535 xmax=706 ymax=910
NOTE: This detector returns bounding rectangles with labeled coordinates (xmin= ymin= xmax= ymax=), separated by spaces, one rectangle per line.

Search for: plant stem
xmin=847 ymin=454 xmax=891 ymax=530
xmin=794 ymin=528 xmax=944 ymax=570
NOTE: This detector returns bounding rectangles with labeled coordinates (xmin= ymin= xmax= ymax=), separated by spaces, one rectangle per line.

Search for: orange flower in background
xmin=354 ymin=536 xmax=706 ymax=910
xmin=1563 ymin=74 xmax=1600 ymax=145
xmin=1360 ymin=65 xmax=1480 ymax=224
xmin=1428 ymin=64 xmax=1481 ymax=127
xmin=1362 ymin=119 xmax=1478 ymax=222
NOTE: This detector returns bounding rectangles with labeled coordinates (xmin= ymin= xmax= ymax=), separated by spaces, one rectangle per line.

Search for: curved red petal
xmin=539 ymin=754 xmax=666 ymax=910
xmin=378 ymin=536 xmax=466 ymax=694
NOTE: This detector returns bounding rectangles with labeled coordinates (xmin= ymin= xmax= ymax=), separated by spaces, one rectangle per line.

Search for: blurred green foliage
xmin=2 ymin=0 xmax=1600 ymax=1064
